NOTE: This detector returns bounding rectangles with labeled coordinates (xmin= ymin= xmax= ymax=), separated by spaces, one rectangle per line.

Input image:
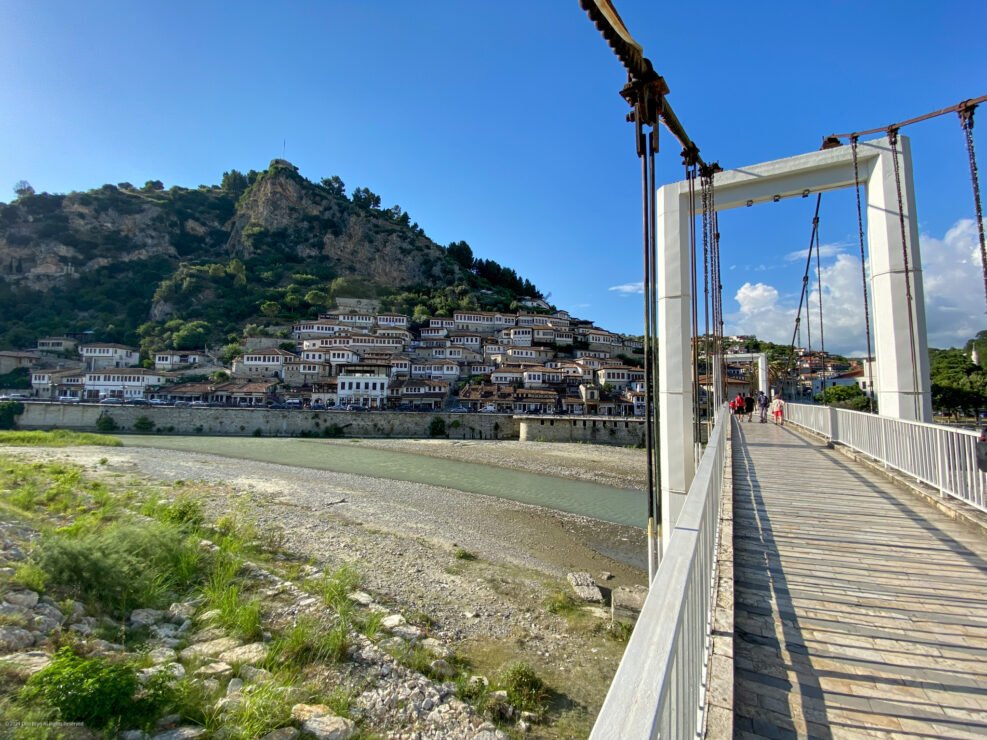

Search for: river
xmin=122 ymin=436 xmax=647 ymax=529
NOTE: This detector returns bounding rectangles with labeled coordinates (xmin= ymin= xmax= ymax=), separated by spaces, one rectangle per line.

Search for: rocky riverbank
xmin=0 ymin=440 xmax=648 ymax=738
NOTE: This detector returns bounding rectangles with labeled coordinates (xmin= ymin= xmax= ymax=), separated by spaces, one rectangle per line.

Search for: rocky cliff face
xmin=0 ymin=160 xmax=456 ymax=294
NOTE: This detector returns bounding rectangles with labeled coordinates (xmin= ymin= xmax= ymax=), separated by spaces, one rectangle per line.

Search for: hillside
xmin=0 ymin=161 xmax=543 ymax=354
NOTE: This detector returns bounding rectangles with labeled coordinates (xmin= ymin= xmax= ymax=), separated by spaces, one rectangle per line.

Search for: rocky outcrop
xmin=0 ymin=161 xmax=460 ymax=299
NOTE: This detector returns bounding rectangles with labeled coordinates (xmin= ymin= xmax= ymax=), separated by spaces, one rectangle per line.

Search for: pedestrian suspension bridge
xmin=578 ymin=1 xmax=987 ymax=737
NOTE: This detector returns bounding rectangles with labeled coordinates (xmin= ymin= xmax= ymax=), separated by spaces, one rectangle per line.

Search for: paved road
xmin=731 ymin=418 xmax=987 ymax=739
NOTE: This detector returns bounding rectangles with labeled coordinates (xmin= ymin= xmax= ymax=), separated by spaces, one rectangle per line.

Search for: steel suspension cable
xmin=647 ymin=129 xmax=661 ymax=561
xmin=712 ymin=211 xmax=725 ymax=403
xmin=787 ymin=195 xmax=823 ymax=382
xmin=888 ymin=128 xmax=921 ymax=419
xmin=701 ymin=171 xmax=712 ymax=426
xmin=959 ymin=104 xmax=987 ymax=309
xmin=850 ymin=137 xmax=876 ymax=413
xmin=815 ymin=208 xmax=826 ymax=375
xmin=687 ymin=161 xmax=701 ymax=447
xmin=636 ymin=115 xmax=658 ymax=582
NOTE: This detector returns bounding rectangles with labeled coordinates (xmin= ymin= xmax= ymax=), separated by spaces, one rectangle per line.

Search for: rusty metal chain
xmin=959 ymin=105 xmax=987 ymax=309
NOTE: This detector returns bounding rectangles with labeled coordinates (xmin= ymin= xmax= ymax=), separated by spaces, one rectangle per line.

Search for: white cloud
xmin=725 ymin=218 xmax=986 ymax=355
xmin=919 ymin=218 xmax=985 ymax=348
xmin=608 ymin=282 xmax=644 ymax=296
xmin=784 ymin=241 xmax=849 ymax=262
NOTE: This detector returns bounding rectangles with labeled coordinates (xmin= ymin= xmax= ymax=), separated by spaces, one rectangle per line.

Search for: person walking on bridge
xmin=757 ymin=392 xmax=769 ymax=423
xmin=770 ymin=394 xmax=785 ymax=426
xmin=744 ymin=393 xmax=755 ymax=422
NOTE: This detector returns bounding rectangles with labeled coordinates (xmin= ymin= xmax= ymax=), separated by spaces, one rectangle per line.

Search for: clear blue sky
xmin=2 ymin=1 xmax=984 ymax=354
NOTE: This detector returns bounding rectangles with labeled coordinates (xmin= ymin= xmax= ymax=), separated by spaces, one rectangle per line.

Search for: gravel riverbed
xmin=4 ymin=440 xmax=650 ymax=735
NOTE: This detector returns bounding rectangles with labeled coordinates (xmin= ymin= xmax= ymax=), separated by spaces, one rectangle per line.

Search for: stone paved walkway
xmin=731 ymin=418 xmax=987 ymax=739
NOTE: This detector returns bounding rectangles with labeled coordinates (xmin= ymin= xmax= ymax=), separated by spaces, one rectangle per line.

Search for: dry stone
xmin=301 ymin=714 xmax=355 ymax=740
xmin=291 ymin=703 xmax=331 ymax=722
xmin=260 ymin=729 xmax=300 ymax=740
xmin=0 ymin=650 xmax=51 ymax=676
xmin=381 ymin=614 xmax=405 ymax=629
xmin=566 ymin=572 xmax=603 ymax=603
xmin=219 ymin=641 xmax=268 ymax=665
xmin=611 ymin=584 xmax=649 ymax=624
xmin=130 ymin=608 xmax=167 ymax=626
xmin=194 ymin=661 xmax=233 ymax=679
xmin=0 ymin=627 xmax=34 ymax=653
xmin=4 ymin=590 xmax=39 ymax=609
xmin=180 ymin=636 xmax=240 ymax=662
xmin=347 ymin=591 xmax=373 ymax=606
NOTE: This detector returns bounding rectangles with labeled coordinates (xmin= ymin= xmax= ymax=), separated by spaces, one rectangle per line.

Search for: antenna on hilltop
xmin=282 ymin=139 xmax=286 ymax=160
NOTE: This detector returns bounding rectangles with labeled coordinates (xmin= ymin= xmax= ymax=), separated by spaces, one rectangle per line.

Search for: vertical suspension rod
xmin=648 ymin=129 xmax=661 ymax=560
xmin=638 ymin=110 xmax=658 ymax=583
xmin=850 ymin=137 xmax=876 ymax=413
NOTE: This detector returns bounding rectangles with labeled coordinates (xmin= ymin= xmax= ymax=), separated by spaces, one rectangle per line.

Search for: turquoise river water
xmin=122 ymin=436 xmax=646 ymax=528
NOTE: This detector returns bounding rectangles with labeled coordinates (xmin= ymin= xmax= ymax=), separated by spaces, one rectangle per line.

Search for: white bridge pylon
xmin=657 ymin=136 xmax=932 ymax=542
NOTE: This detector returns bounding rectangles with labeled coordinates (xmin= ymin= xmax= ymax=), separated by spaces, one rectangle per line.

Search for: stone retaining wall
xmin=15 ymin=403 xmax=519 ymax=440
xmin=517 ymin=415 xmax=644 ymax=447
xmin=16 ymin=404 xmax=647 ymax=445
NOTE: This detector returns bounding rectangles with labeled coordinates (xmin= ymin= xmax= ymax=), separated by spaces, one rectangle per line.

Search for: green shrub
xmin=497 ymin=661 xmax=547 ymax=713
xmin=37 ymin=522 xmax=201 ymax=616
xmin=95 ymin=414 xmax=118 ymax=433
xmin=12 ymin=562 xmax=47 ymax=592
xmin=21 ymin=648 xmax=171 ymax=729
xmin=428 ymin=416 xmax=446 ymax=437
xmin=453 ymin=548 xmax=477 ymax=561
xmin=133 ymin=415 xmax=155 ymax=433
xmin=157 ymin=495 xmax=204 ymax=529
xmin=0 ymin=401 xmax=25 ymax=430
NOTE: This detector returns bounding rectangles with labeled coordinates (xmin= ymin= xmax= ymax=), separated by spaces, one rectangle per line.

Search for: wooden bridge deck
xmin=731 ymin=419 xmax=987 ymax=739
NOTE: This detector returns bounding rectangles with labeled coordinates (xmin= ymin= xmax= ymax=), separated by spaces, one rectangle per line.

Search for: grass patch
xmin=0 ymin=430 xmax=123 ymax=447
xmin=453 ymin=547 xmax=477 ymax=561
xmin=202 ymin=556 xmax=263 ymax=641
xmin=266 ymin=614 xmax=350 ymax=669
xmin=545 ymin=588 xmax=578 ymax=616
xmin=36 ymin=521 xmax=204 ymax=618
xmin=307 ymin=563 xmax=361 ymax=610
xmin=213 ymin=679 xmax=296 ymax=737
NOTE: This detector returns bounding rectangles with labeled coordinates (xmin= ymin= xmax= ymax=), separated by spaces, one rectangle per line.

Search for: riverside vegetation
xmin=0 ymin=440 xmax=637 ymax=738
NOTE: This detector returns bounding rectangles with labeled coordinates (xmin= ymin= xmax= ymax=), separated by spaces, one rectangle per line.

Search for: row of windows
xmin=90 ymin=375 xmax=158 ymax=383
xmin=340 ymin=381 xmax=384 ymax=391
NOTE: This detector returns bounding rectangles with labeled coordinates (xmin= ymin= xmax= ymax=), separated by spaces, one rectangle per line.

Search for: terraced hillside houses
xmin=20 ymin=303 xmax=652 ymax=412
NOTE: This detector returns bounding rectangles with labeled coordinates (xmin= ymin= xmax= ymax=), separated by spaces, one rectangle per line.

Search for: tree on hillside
xmin=320 ymin=176 xmax=345 ymax=197
xmin=13 ymin=181 xmax=34 ymax=198
xmin=930 ymin=347 xmax=987 ymax=416
xmin=447 ymin=240 xmax=474 ymax=270
xmin=351 ymin=187 xmax=381 ymax=210
xmin=221 ymin=170 xmax=249 ymax=199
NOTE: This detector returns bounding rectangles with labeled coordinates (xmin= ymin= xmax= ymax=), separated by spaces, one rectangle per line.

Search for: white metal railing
xmin=591 ymin=405 xmax=729 ymax=739
xmin=786 ymin=403 xmax=987 ymax=513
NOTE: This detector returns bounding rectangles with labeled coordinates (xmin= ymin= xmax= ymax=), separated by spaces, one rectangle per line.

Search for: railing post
xmin=828 ymin=406 xmax=838 ymax=443
xmin=880 ymin=418 xmax=889 ymax=469
xmin=935 ymin=428 xmax=947 ymax=497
